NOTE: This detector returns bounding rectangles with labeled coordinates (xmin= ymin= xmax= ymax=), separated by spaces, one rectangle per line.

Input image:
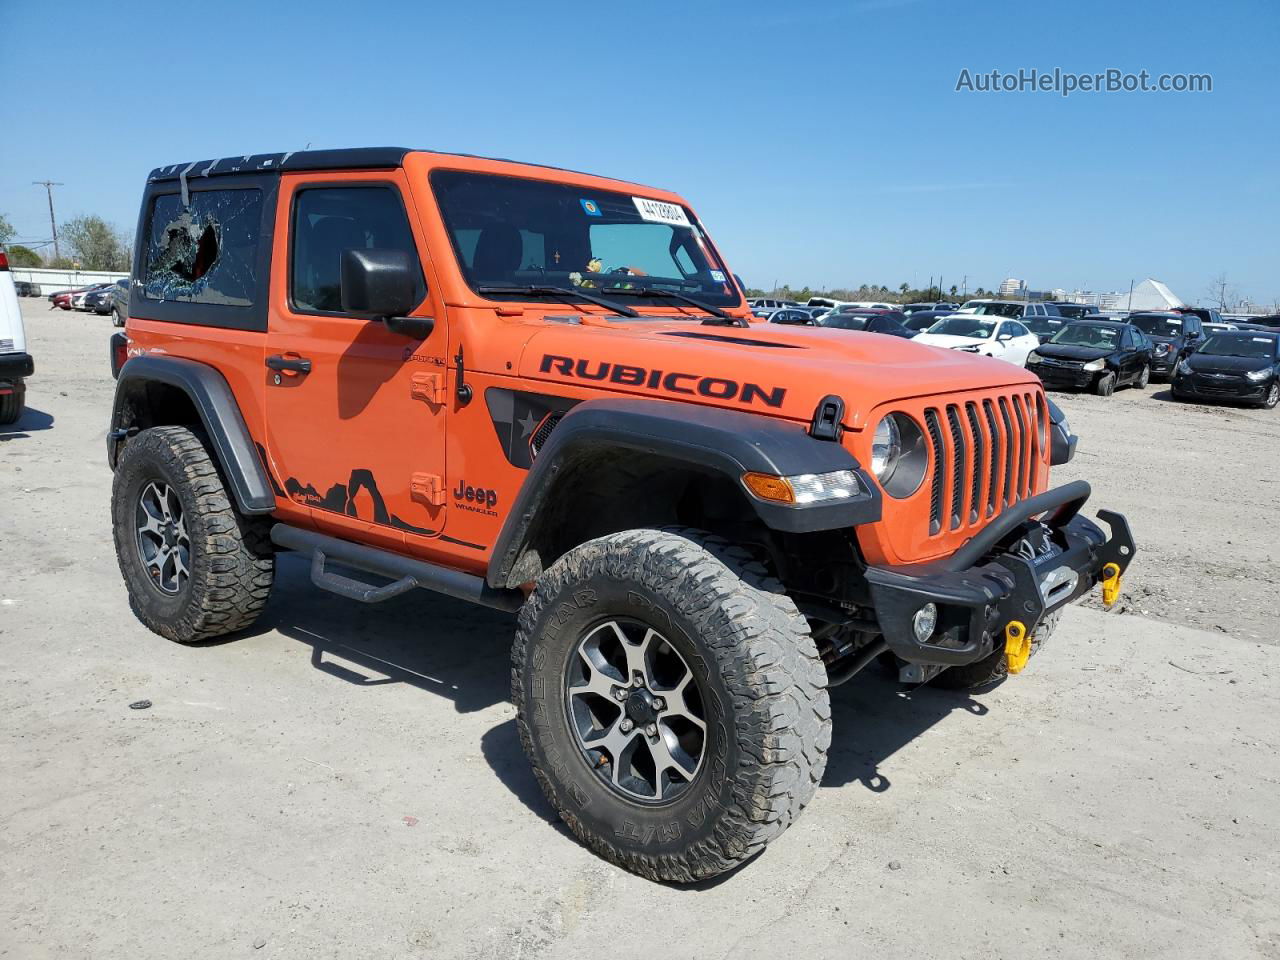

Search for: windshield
xmin=430 ymin=170 xmax=739 ymax=308
xmin=1055 ymin=304 xmax=1093 ymax=319
xmin=965 ymin=302 xmax=1023 ymax=318
xmin=1049 ymin=324 xmax=1120 ymax=349
xmin=1130 ymin=314 xmax=1183 ymax=338
xmin=927 ymin=316 xmax=997 ymax=338
xmin=1196 ymin=334 xmax=1278 ymax=359
xmin=1025 ymin=317 xmax=1065 ymax=335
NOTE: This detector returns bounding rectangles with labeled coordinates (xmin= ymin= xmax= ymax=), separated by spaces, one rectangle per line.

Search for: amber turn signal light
xmin=742 ymin=472 xmax=795 ymax=504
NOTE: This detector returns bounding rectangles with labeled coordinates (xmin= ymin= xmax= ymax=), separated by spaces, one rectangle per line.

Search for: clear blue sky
xmin=2 ymin=0 xmax=1276 ymax=305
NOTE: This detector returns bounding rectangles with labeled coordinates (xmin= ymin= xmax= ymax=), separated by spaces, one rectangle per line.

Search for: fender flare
xmin=486 ymin=395 xmax=881 ymax=589
xmin=108 ymin=355 xmax=276 ymax=515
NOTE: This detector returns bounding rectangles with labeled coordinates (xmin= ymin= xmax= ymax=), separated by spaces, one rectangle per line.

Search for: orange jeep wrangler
xmin=107 ymin=148 xmax=1134 ymax=882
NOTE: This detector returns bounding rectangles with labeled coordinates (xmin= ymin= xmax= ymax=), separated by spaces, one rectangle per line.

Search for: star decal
xmin=517 ymin=410 xmax=540 ymax=439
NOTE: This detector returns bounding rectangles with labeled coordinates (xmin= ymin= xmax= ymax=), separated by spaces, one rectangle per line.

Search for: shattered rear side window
xmin=144 ymin=189 xmax=263 ymax=305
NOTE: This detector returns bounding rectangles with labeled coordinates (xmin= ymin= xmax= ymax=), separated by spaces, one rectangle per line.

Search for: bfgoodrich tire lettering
xmin=512 ymin=528 xmax=830 ymax=883
xmin=112 ymin=425 xmax=274 ymax=643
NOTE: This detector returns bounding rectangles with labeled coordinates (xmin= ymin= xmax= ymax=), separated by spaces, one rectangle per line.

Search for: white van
xmin=0 ymin=246 xmax=34 ymax=424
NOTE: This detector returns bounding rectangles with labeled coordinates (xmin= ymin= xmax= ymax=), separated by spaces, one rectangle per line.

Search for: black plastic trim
xmin=0 ymin=352 xmax=34 ymax=379
xmin=272 ymin=523 xmax=522 ymax=612
xmin=108 ymin=355 xmax=276 ymax=515
xmin=486 ymin=396 xmax=881 ymax=588
xmin=147 ymin=148 xmax=412 ymax=182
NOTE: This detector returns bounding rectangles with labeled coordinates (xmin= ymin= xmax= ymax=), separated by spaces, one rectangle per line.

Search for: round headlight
xmin=871 ymin=413 xmax=929 ymax=498
xmin=871 ymin=415 xmax=901 ymax=480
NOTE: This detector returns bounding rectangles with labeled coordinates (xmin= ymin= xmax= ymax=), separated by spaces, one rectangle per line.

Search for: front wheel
xmin=112 ymin=425 xmax=275 ymax=643
xmin=1094 ymin=371 xmax=1116 ymax=397
xmin=512 ymin=528 xmax=830 ymax=883
xmin=1261 ymin=382 xmax=1279 ymax=410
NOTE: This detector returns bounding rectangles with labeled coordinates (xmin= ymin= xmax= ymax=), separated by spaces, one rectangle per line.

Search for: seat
xmin=472 ymin=224 xmax=522 ymax=282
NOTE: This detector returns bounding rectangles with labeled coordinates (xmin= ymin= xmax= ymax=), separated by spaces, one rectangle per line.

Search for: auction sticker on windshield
xmin=633 ymin=197 xmax=691 ymax=227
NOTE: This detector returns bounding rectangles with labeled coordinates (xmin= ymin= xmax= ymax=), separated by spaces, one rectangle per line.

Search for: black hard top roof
xmin=1066 ymin=318 xmax=1127 ymax=326
xmin=145 ymin=146 xmax=653 ymax=187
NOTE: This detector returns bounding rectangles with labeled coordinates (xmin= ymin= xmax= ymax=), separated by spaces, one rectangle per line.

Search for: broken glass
xmin=144 ymin=188 xmax=263 ymax=306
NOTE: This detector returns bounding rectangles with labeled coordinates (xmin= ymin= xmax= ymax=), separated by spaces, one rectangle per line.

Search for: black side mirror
xmin=341 ymin=249 xmax=433 ymax=338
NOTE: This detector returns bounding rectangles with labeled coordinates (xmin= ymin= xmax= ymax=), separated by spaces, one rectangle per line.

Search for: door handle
xmin=266 ymin=354 xmax=312 ymax=374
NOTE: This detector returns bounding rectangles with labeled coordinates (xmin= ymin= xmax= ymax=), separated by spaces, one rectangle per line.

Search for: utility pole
xmin=961 ymin=275 xmax=968 ymax=299
xmin=1127 ymin=279 xmax=1135 ymax=314
xmin=33 ymin=180 xmax=63 ymax=260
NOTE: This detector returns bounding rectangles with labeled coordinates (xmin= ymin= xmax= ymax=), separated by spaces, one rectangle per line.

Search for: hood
xmin=1186 ymin=353 xmax=1274 ymax=374
xmin=517 ymin=317 xmax=1037 ymax=431
xmin=911 ymin=333 xmax=988 ymax=349
xmin=1034 ymin=343 xmax=1110 ymax=362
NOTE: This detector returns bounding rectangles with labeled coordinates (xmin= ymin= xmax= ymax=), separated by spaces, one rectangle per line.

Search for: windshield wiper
xmin=477 ymin=284 xmax=639 ymax=318
xmin=601 ymin=287 xmax=746 ymax=327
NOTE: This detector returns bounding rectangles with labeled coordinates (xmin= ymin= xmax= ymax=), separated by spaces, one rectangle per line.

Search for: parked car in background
xmin=0 ymin=246 xmax=34 ymax=423
xmin=766 ymin=307 xmax=815 ymax=325
xmin=816 ymin=308 xmax=917 ymax=338
xmin=901 ymin=302 xmax=959 ymax=315
xmin=1127 ymin=311 xmax=1204 ymax=380
xmin=1047 ymin=302 xmax=1101 ymax=320
xmin=1173 ymin=306 xmax=1224 ymax=328
xmin=72 ymin=283 xmax=114 ymax=311
xmin=13 ymin=280 xmax=41 ymax=297
xmin=1245 ymin=315 xmax=1280 ymax=331
xmin=110 ymin=278 xmax=130 ymax=326
xmin=747 ymin=298 xmax=800 ymax=310
xmin=914 ymin=314 xmax=1041 ymax=365
xmin=85 ymin=287 xmax=116 ymax=315
xmin=902 ymin=309 xmax=957 ymax=332
xmin=1026 ymin=319 xmax=1152 ymax=396
xmin=1172 ymin=330 xmax=1280 ymax=408
xmin=1024 ymin=315 xmax=1067 ymax=344
xmin=1203 ymin=321 xmax=1239 ymax=336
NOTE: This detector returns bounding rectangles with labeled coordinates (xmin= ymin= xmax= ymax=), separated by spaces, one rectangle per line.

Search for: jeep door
xmin=263 ymin=172 xmax=449 ymax=551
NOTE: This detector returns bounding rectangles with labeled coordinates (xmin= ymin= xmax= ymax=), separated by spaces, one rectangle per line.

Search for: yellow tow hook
xmin=1100 ymin=562 xmax=1122 ymax=608
xmin=1004 ymin=620 xmax=1031 ymax=675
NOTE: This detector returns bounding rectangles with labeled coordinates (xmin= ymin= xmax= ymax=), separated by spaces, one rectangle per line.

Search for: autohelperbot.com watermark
xmin=955 ymin=67 xmax=1212 ymax=97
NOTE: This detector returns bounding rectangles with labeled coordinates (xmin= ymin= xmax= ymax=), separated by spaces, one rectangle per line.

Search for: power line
xmin=32 ymin=181 xmax=63 ymax=260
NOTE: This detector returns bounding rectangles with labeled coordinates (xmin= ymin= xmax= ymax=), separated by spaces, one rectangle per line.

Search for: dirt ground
xmin=2 ymin=302 xmax=1278 ymax=959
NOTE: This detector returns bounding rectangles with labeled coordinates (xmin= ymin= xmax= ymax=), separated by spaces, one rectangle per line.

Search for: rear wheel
xmin=112 ymin=425 xmax=275 ymax=643
xmin=932 ymin=611 xmax=1060 ymax=690
xmin=512 ymin=528 xmax=830 ymax=883
xmin=113 ymin=307 xmax=125 ymax=327
xmin=1134 ymin=364 xmax=1150 ymax=390
xmin=1094 ymin=371 xmax=1116 ymax=397
xmin=0 ymin=382 xmax=25 ymax=425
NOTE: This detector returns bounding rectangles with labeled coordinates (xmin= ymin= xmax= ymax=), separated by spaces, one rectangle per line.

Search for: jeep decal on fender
xmin=539 ymin=354 xmax=786 ymax=408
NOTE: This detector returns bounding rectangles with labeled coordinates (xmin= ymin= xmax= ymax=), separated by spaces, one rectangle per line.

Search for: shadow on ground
xmin=822 ymin=668 xmax=988 ymax=791
xmin=0 ymin=406 xmax=55 ymax=439
xmin=263 ymin=553 xmax=515 ymax=714
xmin=262 ymin=552 xmax=993 ymax=847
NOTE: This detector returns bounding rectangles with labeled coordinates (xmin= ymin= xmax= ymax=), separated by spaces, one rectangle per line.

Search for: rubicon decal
xmin=539 ymin=355 xmax=786 ymax=408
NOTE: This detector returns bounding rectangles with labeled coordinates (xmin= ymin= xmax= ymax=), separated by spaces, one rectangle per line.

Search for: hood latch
xmin=808 ymin=394 xmax=846 ymax=442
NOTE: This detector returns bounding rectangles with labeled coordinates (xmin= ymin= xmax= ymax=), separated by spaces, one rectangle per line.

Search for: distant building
xmin=998 ymin=278 xmax=1023 ymax=297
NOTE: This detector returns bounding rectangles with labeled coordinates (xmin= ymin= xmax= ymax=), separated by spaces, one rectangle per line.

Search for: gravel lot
xmin=3 ymin=301 xmax=1278 ymax=959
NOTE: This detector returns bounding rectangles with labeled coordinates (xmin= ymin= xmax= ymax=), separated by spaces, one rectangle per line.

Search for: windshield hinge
xmin=808 ymin=394 xmax=846 ymax=442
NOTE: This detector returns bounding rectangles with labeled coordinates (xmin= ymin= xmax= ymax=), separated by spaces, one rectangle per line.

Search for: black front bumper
xmin=1172 ymin=373 xmax=1269 ymax=402
xmin=0 ymin=352 xmax=34 ymax=381
xmin=864 ymin=482 xmax=1135 ymax=666
xmin=1032 ymin=363 xmax=1096 ymax=390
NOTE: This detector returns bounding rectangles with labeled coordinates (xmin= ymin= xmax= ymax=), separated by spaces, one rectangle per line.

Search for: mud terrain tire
xmin=512 ymin=528 xmax=830 ymax=883
xmin=932 ymin=610 xmax=1061 ymax=690
xmin=112 ymin=425 xmax=274 ymax=643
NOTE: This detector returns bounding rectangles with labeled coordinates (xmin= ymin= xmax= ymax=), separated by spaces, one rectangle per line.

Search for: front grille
xmin=920 ymin=389 xmax=1045 ymax=542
